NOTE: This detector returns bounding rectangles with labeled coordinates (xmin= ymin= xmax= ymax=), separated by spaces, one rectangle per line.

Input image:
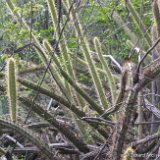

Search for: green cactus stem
xmin=65 ymin=0 xmax=109 ymax=109
xmin=6 ymin=58 xmax=17 ymax=123
xmin=45 ymin=0 xmax=85 ymax=107
xmin=19 ymin=96 xmax=89 ymax=153
xmin=94 ymin=37 xmax=116 ymax=104
xmin=112 ymin=12 xmax=138 ymax=44
xmin=125 ymin=0 xmax=151 ymax=46
xmin=5 ymin=0 xmax=69 ymax=100
xmin=0 ymin=117 xmax=55 ymax=160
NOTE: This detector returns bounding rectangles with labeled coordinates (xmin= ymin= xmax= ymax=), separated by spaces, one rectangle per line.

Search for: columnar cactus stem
xmin=65 ymin=0 xmax=109 ymax=109
xmin=0 ymin=117 xmax=55 ymax=160
xmin=125 ymin=0 xmax=151 ymax=46
xmin=6 ymin=58 xmax=17 ymax=123
xmin=94 ymin=37 xmax=116 ymax=104
xmin=6 ymin=0 xmax=69 ymax=100
xmin=46 ymin=0 xmax=85 ymax=107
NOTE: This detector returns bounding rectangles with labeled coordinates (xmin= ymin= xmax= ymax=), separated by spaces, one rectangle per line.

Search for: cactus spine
xmin=6 ymin=58 xmax=17 ymax=122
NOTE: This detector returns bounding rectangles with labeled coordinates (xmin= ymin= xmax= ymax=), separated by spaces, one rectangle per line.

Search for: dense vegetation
xmin=0 ymin=0 xmax=160 ymax=159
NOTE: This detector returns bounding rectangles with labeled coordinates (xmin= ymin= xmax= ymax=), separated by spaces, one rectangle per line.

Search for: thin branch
xmin=94 ymin=129 xmax=115 ymax=160
xmin=103 ymin=69 xmax=128 ymax=116
xmin=144 ymin=99 xmax=160 ymax=119
xmin=2 ymin=134 xmax=24 ymax=148
xmin=99 ymin=55 xmax=122 ymax=72
xmin=134 ymin=37 xmax=160 ymax=84
xmin=135 ymin=121 xmax=160 ymax=125
xmin=146 ymin=139 xmax=160 ymax=160
xmin=19 ymin=96 xmax=89 ymax=153
xmin=131 ymin=132 xmax=160 ymax=147
xmin=81 ymin=117 xmax=116 ymax=126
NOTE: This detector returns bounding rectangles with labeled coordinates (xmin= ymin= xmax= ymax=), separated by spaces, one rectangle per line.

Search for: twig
xmin=93 ymin=141 xmax=107 ymax=160
xmin=2 ymin=134 xmax=24 ymax=148
xmin=135 ymin=121 xmax=160 ymax=125
xmin=94 ymin=129 xmax=115 ymax=160
xmin=81 ymin=117 xmax=116 ymax=126
xmin=113 ymin=88 xmax=138 ymax=160
xmin=146 ymin=139 xmax=160 ymax=160
xmin=19 ymin=96 xmax=89 ymax=153
xmin=80 ymin=150 xmax=105 ymax=160
xmin=100 ymin=69 xmax=128 ymax=117
xmin=101 ymin=55 xmax=122 ymax=72
xmin=131 ymin=132 xmax=160 ymax=147
xmin=24 ymin=122 xmax=49 ymax=129
xmin=144 ymin=99 xmax=160 ymax=119
xmin=13 ymin=146 xmax=80 ymax=154
xmin=134 ymin=37 xmax=160 ymax=84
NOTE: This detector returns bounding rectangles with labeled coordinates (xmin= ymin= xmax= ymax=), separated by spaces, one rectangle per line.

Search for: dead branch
xmin=131 ymin=132 xmax=160 ymax=147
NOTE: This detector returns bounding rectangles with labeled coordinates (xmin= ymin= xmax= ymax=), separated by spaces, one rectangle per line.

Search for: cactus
xmin=42 ymin=39 xmax=72 ymax=99
xmin=94 ymin=37 xmax=116 ymax=104
xmin=5 ymin=0 xmax=70 ymax=100
xmin=152 ymin=0 xmax=160 ymax=56
xmin=43 ymin=39 xmax=88 ymax=139
xmin=153 ymin=0 xmax=160 ymax=36
xmin=40 ymin=40 xmax=104 ymax=115
xmin=112 ymin=12 xmax=138 ymax=44
xmin=6 ymin=0 xmax=107 ymax=113
xmin=61 ymin=15 xmax=85 ymax=107
xmin=46 ymin=0 xmax=58 ymax=29
xmin=65 ymin=0 xmax=109 ymax=109
xmin=6 ymin=58 xmax=18 ymax=123
xmin=17 ymin=77 xmax=105 ymax=116
xmin=0 ymin=117 xmax=54 ymax=160
xmin=125 ymin=0 xmax=151 ymax=46
xmin=5 ymin=0 xmax=112 ymax=146
xmin=122 ymin=147 xmax=135 ymax=160
xmin=46 ymin=0 xmax=86 ymax=107
xmin=18 ymin=96 xmax=90 ymax=153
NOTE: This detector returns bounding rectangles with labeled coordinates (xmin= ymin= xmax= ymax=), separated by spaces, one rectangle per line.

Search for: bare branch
xmin=131 ymin=132 xmax=160 ymax=147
